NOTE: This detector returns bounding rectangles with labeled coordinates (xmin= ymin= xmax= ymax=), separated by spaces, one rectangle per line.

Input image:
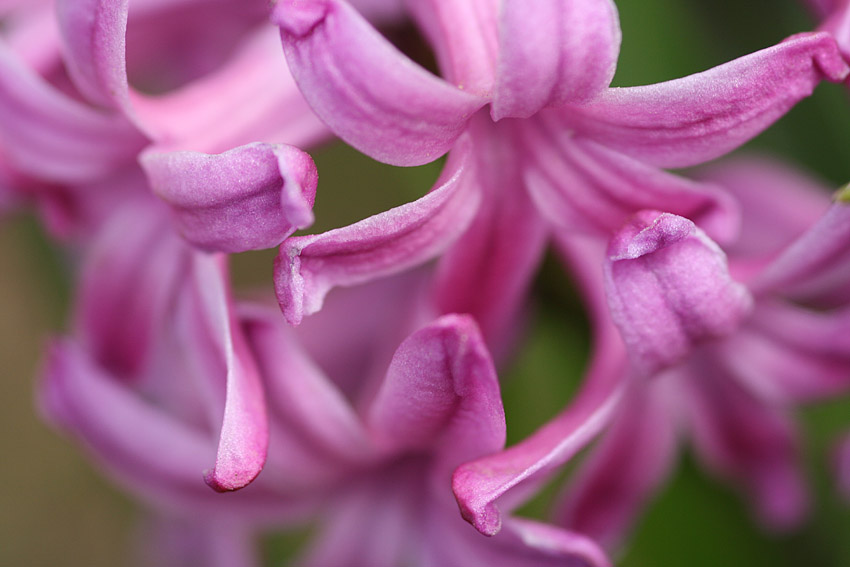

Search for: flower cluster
xmin=4 ymin=0 xmax=850 ymax=565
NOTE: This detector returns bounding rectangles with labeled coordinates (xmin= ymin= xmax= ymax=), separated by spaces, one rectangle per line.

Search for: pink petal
xmin=491 ymin=0 xmax=620 ymax=120
xmin=452 ymin=312 xmax=629 ymax=536
xmin=565 ymin=32 xmax=849 ymax=168
xmin=605 ymin=211 xmax=753 ymax=376
xmin=522 ymin=124 xmax=741 ymax=243
xmin=54 ymin=0 xmax=131 ymax=110
xmin=751 ymin=197 xmax=850 ymax=304
xmin=557 ymin=382 xmax=678 ymax=551
xmin=271 ymin=0 xmax=486 ymax=166
xmin=434 ymin=120 xmax=548 ymax=355
xmin=274 ymin=144 xmax=480 ymax=325
xmin=141 ymin=142 xmax=317 ymax=253
xmin=183 ymin=254 xmax=269 ymax=493
xmin=684 ymin=366 xmax=809 ymax=530
xmin=367 ymin=314 xmax=505 ymax=474
xmin=74 ymin=199 xmax=188 ymax=378
xmin=0 ymin=43 xmax=144 ymax=183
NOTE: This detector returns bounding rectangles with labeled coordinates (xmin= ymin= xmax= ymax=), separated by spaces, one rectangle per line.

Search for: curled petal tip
xmin=607 ymin=211 xmax=695 ymax=261
xmin=203 ymin=468 xmax=260 ymax=493
xmin=272 ymin=0 xmax=330 ymax=37
xmin=274 ymin=244 xmax=308 ymax=326
xmin=453 ymin=469 xmax=503 ymax=536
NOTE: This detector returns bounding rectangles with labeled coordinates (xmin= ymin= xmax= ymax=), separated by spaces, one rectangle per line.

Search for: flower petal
xmin=183 ymin=254 xmax=269 ymax=493
xmin=557 ymin=382 xmax=678 ymax=551
xmin=522 ymin=124 xmax=740 ymax=243
xmin=274 ymin=144 xmax=480 ymax=325
xmin=604 ymin=211 xmax=753 ymax=376
xmin=271 ymin=0 xmax=486 ymax=165
xmin=367 ymin=314 xmax=505 ymax=474
xmin=565 ymin=32 xmax=849 ymax=168
xmin=141 ymin=142 xmax=317 ymax=253
xmin=491 ymin=0 xmax=620 ymax=120
xmin=0 ymin=42 xmax=144 ymax=183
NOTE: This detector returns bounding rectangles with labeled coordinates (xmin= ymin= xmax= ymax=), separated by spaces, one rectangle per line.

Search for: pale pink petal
xmin=684 ymin=367 xmax=809 ymax=530
xmin=274 ymin=144 xmax=480 ymax=325
xmin=565 ymin=32 xmax=849 ymax=168
xmin=557 ymin=382 xmax=678 ymax=551
xmin=491 ymin=0 xmax=620 ymax=120
xmin=819 ymin=0 xmax=850 ymax=56
xmin=183 ymin=254 xmax=268 ymax=493
xmin=604 ymin=211 xmax=753 ymax=376
xmin=271 ymin=0 xmax=486 ymax=165
xmin=0 ymin=43 xmax=144 ymax=183
xmin=141 ymin=142 xmax=317 ymax=253
xmin=368 ymin=315 xmax=505 ymax=476
xmin=139 ymin=516 xmax=261 ymax=567
xmin=522 ymin=123 xmax=740 ymax=243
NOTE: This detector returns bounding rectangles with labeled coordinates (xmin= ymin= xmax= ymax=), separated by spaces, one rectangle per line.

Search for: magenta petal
xmin=522 ymin=126 xmax=740 ymax=243
xmin=567 ymin=32 xmax=849 ymax=168
xmin=274 ymin=145 xmax=480 ymax=325
xmin=184 ymin=254 xmax=268 ymax=492
xmin=75 ymin=199 xmax=187 ymax=378
xmin=751 ymin=199 xmax=850 ymax=303
xmin=54 ymin=0 xmax=130 ymax=110
xmin=271 ymin=0 xmax=486 ymax=166
xmin=368 ymin=314 xmax=505 ymax=471
xmin=605 ymin=211 xmax=753 ymax=376
xmin=39 ymin=340 xmax=218 ymax=508
xmin=491 ymin=0 xmax=620 ymax=120
xmin=452 ymin=318 xmax=629 ymax=536
xmin=557 ymin=383 xmax=678 ymax=551
xmin=0 ymin=43 xmax=144 ymax=183
xmin=142 ymin=143 xmax=317 ymax=253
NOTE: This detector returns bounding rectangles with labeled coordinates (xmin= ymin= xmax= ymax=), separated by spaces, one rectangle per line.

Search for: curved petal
xmin=0 ymin=42 xmax=144 ymax=183
xmin=141 ymin=142 xmax=317 ymax=252
xmin=604 ymin=211 xmax=753 ymax=376
xmin=367 ymin=314 xmax=505 ymax=477
xmin=184 ymin=254 xmax=269 ymax=493
xmin=557 ymin=382 xmax=678 ymax=551
xmin=271 ymin=0 xmax=486 ymax=165
xmin=74 ymin=199 xmax=188 ymax=379
xmin=491 ymin=0 xmax=620 ymax=120
xmin=565 ymin=32 xmax=849 ymax=168
xmin=274 ymin=144 xmax=480 ymax=325
xmin=683 ymin=366 xmax=809 ymax=530
xmin=54 ymin=0 xmax=131 ymax=110
xmin=751 ymin=197 xmax=850 ymax=304
xmin=522 ymin=124 xmax=741 ymax=243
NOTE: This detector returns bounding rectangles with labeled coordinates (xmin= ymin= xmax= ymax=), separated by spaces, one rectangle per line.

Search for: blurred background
xmin=4 ymin=0 xmax=850 ymax=565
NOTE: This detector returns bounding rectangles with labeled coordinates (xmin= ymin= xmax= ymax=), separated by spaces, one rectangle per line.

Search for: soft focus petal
xmin=75 ymin=199 xmax=188 ymax=378
xmin=368 ymin=314 xmax=505 ymax=475
xmin=274 ymin=144 xmax=480 ymax=325
xmin=751 ymin=196 xmax=850 ymax=304
xmin=522 ymin=124 xmax=740 ymax=243
xmin=139 ymin=516 xmax=261 ymax=567
xmin=54 ymin=0 xmax=131 ymax=110
xmin=566 ymin=32 xmax=849 ymax=168
xmin=142 ymin=142 xmax=317 ymax=252
xmin=184 ymin=254 xmax=268 ymax=493
xmin=0 ymin=43 xmax=144 ymax=183
xmin=604 ymin=211 xmax=753 ymax=376
xmin=557 ymin=382 xmax=678 ymax=551
xmin=684 ymin=363 xmax=809 ymax=530
xmin=272 ymin=0 xmax=486 ymax=165
xmin=491 ymin=0 xmax=620 ymax=120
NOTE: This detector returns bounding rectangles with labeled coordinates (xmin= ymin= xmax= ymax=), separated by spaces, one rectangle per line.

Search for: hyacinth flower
xmin=270 ymin=0 xmax=849 ymax=354
xmin=43 ymin=265 xmax=611 ymax=566
xmin=550 ymin=159 xmax=850 ymax=551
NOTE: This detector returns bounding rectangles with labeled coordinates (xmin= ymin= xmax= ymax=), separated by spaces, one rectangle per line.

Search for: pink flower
xmin=271 ymin=0 xmax=848 ymax=354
